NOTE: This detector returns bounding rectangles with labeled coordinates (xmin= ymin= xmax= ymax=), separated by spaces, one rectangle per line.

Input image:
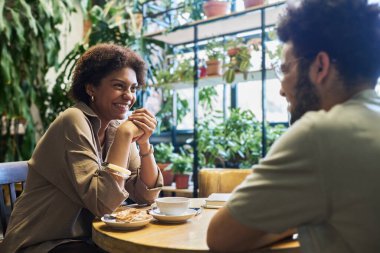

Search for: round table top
xmin=92 ymin=198 xmax=299 ymax=253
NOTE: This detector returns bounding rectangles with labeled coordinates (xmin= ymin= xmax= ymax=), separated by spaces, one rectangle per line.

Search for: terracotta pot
xmin=243 ymin=0 xmax=264 ymax=9
xmin=203 ymin=1 xmax=230 ymax=19
xmin=206 ymin=60 xmax=222 ymax=76
xmin=157 ymin=163 xmax=174 ymax=186
xmin=227 ymin=48 xmax=240 ymax=57
xmin=175 ymin=174 xmax=190 ymax=189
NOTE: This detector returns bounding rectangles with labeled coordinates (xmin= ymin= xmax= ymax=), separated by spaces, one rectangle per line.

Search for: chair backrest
xmin=198 ymin=168 xmax=252 ymax=197
xmin=0 ymin=161 xmax=28 ymax=235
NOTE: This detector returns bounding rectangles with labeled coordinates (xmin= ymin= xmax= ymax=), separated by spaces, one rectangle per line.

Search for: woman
xmin=1 ymin=44 xmax=163 ymax=253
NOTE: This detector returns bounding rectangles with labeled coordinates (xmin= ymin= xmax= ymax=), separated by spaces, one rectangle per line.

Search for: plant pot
xmin=175 ymin=174 xmax=190 ymax=189
xmin=158 ymin=163 xmax=175 ymax=186
xmin=227 ymin=47 xmax=240 ymax=57
xmin=206 ymin=60 xmax=222 ymax=76
xmin=203 ymin=1 xmax=230 ymax=19
xmin=243 ymin=0 xmax=264 ymax=9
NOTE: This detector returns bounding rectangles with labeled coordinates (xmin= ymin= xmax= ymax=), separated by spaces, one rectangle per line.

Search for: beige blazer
xmin=1 ymin=103 xmax=162 ymax=253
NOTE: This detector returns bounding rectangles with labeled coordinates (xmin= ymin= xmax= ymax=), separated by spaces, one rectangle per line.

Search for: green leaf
xmin=0 ymin=0 xmax=4 ymax=31
xmin=20 ymin=0 xmax=38 ymax=35
xmin=38 ymin=0 xmax=53 ymax=17
xmin=1 ymin=46 xmax=13 ymax=84
xmin=9 ymin=8 xmax=26 ymax=46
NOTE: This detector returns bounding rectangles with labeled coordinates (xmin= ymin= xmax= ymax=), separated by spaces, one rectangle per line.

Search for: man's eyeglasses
xmin=272 ymin=57 xmax=337 ymax=81
xmin=272 ymin=58 xmax=304 ymax=81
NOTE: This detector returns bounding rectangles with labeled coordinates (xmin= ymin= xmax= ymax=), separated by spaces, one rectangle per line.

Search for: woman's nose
xmin=279 ymin=88 xmax=286 ymax=97
xmin=123 ymin=90 xmax=134 ymax=100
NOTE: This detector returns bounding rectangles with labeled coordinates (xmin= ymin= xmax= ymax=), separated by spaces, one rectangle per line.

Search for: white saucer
xmin=101 ymin=216 xmax=152 ymax=230
xmin=149 ymin=209 xmax=197 ymax=223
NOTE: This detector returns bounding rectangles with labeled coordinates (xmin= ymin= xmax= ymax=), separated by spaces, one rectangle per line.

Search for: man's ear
xmin=310 ymin=52 xmax=331 ymax=85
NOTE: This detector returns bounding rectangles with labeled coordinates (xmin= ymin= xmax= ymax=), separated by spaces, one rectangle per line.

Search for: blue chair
xmin=0 ymin=161 xmax=28 ymax=237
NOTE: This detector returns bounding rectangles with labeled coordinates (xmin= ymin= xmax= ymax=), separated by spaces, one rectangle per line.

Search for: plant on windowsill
xmin=173 ymin=58 xmax=195 ymax=82
xmin=202 ymin=0 xmax=230 ymax=19
xmin=243 ymin=0 xmax=265 ymax=9
xmin=205 ymin=40 xmax=225 ymax=76
xmin=196 ymin=108 xmax=286 ymax=168
xmin=153 ymin=63 xmax=190 ymax=134
xmin=225 ymin=38 xmax=244 ymax=57
xmin=223 ymin=44 xmax=253 ymax=84
xmin=154 ymin=143 xmax=175 ymax=186
xmin=170 ymin=149 xmax=193 ymax=189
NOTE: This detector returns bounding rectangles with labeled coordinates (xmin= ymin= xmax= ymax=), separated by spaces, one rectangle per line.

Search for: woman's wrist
xmin=139 ymin=143 xmax=154 ymax=158
xmin=138 ymin=141 xmax=150 ymax=153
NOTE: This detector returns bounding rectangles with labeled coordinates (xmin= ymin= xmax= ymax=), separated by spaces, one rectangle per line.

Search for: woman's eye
xmin=114 ymin=83 xmax=124 ymax=90
xmin=131 ymin=85 xmax=139 ymax=92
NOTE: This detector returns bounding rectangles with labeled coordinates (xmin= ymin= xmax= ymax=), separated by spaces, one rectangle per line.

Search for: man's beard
xmin=289 ymin=68 xmax=322 ymax=125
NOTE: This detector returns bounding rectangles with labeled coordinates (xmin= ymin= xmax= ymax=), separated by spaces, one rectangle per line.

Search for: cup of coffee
xmin=155 ymin=197 xmax=190 ymax=216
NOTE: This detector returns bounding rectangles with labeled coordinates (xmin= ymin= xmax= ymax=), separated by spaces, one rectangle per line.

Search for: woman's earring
xmin=91 ymin=95 xmax=94 ymax=102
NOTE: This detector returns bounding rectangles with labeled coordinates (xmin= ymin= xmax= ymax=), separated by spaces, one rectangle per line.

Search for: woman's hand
xmin=118 ymin=120 xmax=144 ymax=142
xmin=127 ymin=108 xmax=157 ymax=145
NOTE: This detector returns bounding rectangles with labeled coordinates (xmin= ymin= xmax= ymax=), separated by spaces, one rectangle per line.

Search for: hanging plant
xmin=0 ymin=0 xmax=75 ymax=162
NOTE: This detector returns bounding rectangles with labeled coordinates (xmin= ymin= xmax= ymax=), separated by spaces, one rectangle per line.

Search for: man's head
xmin=276 ymin=0 xmax=380 ymax=123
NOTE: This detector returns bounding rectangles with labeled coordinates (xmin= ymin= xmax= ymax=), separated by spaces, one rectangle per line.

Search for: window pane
xmin=177 ymin=84 xmax=231 ymax=130
xmin=237 ymin=79 xmax=288 ymax=123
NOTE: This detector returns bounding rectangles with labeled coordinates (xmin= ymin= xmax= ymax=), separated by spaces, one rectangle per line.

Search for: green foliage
xmin=154 ymin=143 xmax=175 ymax=163
xmin=199 ymin=86 xmax=217 ymax=111
xmin=174 ymin=59 xmax=195 ymax=82
xmin=0 ymin=0 xmax=75 ymax=161
xmin=225 ymin=37 xmax=244 ymax=50
xmin=155 ymin=89 xmax=190 ymax=133
xmin=197 ymin=108 xmax=286 ymax=168
xmin=205 ymin=40 xmax=224 ymax=61
xmin=170 ymin=150 xmax=193 ymax=174
xmin=183 ymin=0 xmax=204 ymax=21
xmin=223 ymin=45 xmax=253 ymax=83
xmin=153 ymin=57 xmax=194 ymax=133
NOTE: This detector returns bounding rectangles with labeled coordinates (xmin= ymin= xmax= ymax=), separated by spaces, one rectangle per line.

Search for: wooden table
xmin=92 ymin=199 xmax=300 ymax=253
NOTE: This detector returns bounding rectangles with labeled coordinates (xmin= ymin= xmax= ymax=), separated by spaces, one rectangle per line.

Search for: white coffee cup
xmin=155 ymin=197 xmax=190 ymax=216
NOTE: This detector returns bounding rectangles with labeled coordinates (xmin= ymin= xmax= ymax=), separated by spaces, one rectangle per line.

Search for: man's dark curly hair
xmin=277 ymin=0 xmax=380 ymax=87
xmin=69 ymin=43 xmax=147 ymax=104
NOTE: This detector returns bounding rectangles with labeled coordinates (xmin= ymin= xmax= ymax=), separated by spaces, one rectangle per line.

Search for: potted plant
xmin=203 ymin=0 xmax=230 ymax=19
xmin=205 ymin=40 xmax=224 ymax=76
xmin=225 ymin=38 xmax=244 ymax=57
xmin=173 ymin=58 xmax=195 ymax=82
xmin=223 ymin=41 xmax=255 ymax=83
xmin=197 ymin=108 xmax=285 ymax=168
xmin=155 ymin=143 xmax=175 ymax=186
xmin=170 ymin=152 xmax=193 ymax=189
xmin=243 ymin=0 xmax=265 ymax=9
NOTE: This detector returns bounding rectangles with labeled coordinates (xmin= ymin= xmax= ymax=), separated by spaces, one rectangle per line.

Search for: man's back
xmin=298 ymin=89 xmax=380 ymax=252
xmin=227 ymin=89 xmax=380 ymax=253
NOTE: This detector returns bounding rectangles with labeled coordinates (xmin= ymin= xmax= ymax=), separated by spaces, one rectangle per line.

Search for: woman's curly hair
xmin=277 ymin=0 xmax=380 ymax=86
xmin=69 ymin=43 xmax=147 ymax=104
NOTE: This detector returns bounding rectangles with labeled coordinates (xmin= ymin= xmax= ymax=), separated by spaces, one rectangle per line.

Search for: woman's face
xmin=86 ymin=67 xmax=139 ymax=124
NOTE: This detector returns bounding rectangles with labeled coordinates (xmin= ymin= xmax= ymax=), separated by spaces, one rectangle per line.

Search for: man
xmin=207 ymin=1 xmax=380 ymax=252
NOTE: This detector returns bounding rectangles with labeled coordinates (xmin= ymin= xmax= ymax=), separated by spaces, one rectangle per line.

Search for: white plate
xmin=101 ymin=216 xmax=152 ymax=230
xmin=149 ymin=209 xmax=197 ymax=223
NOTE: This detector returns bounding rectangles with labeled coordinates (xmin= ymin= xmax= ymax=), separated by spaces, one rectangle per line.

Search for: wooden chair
xmin=198 ymin=168 xmax=252 ymax=197
xmin=0 ymin=161 xmax=28 ymax=237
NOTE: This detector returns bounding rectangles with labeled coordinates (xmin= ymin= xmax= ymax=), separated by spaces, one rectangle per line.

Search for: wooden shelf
xmin=145 ymin=2 xmax=286 ymax=45
xmin=156 ymin=69 xmax=277 ymax=90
